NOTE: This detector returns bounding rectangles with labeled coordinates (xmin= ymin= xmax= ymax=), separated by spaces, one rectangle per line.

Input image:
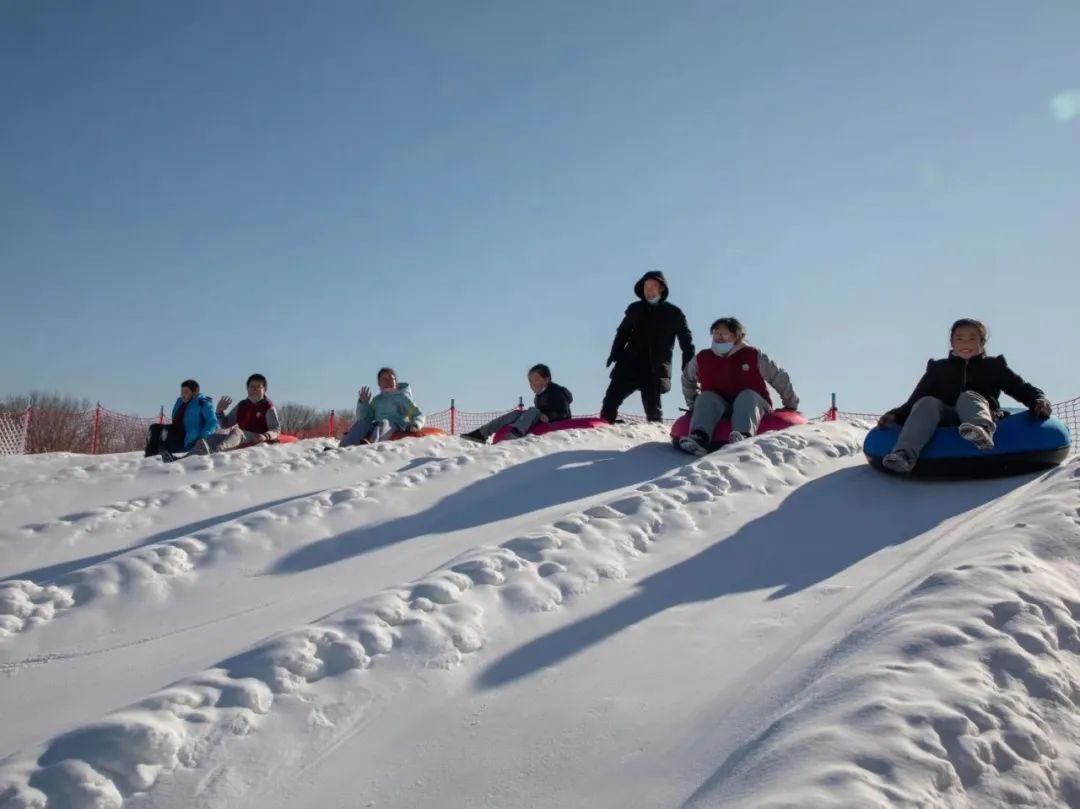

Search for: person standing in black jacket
xmin=601 ymin=271 xmax=695 ymax=423
xmin=460 ymin=364 xmax=573 ymax=443
xmin=878 ymin=318 xmax=1052 ymax=474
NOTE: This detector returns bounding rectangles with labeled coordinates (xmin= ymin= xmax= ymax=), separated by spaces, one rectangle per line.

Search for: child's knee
xmin=912 ymin=395 xmax=943 ymax=412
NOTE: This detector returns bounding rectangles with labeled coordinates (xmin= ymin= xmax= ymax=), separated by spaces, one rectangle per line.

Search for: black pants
xmin=144 ymin=423 xmax=186 ymax=456
xmin=601 ymin=377 xmax=663 ymax=422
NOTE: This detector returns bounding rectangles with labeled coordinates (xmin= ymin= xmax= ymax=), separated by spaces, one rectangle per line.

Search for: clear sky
xmin=2 ymin=1 xmax=1078 ymax=419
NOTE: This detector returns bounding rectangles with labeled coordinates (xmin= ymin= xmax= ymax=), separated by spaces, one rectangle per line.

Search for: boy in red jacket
xmin=199 ymin=373 xmax=281 ymax=454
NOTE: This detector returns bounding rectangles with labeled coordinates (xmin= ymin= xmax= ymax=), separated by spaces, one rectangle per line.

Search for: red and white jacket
xmin=681 ymin=343 xmax=799 ymax=411
xmin=218 ymin=397 xmax=281 ymax=440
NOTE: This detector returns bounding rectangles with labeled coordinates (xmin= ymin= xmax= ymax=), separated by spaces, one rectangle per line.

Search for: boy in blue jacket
xmin=340 ymin=367 xmax=425 ymax=447
xmin=147 ymin=379 xmax=219 ymax=459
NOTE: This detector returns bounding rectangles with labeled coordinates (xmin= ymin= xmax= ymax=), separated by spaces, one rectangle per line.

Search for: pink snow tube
xmin=491 ymin=417 xmax=610 ymax=444
xmin=669 ymin=409 xmax=807 ymax=448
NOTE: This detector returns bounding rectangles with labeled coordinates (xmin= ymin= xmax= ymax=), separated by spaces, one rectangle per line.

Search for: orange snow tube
xmin=389 ymin=427 xmax=445 ymax=440
xmin=236 ymin=433 xmax=299 ymax=450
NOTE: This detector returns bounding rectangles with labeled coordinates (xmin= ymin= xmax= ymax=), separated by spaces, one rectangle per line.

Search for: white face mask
xmin=645 ymin=294 xmax=661 ymax=305
xmin=711 ymin=341 xmax=734 ymax=356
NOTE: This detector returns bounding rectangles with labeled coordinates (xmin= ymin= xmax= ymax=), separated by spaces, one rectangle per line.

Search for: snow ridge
xmin=0 ymin=425 xmax=863 ymax=808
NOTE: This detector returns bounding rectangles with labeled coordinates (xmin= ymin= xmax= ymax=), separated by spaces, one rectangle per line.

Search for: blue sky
xmin=2 ymin=1 xmax=1077 ymax=419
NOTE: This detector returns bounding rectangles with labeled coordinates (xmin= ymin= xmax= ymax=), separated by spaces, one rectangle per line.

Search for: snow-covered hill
xmin=1 ymin=422 xmax=1077 ymax=808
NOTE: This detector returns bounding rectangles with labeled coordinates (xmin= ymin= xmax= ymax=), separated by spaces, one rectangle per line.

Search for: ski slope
xmin=0 ymin=422 xmax=1077 ymax=809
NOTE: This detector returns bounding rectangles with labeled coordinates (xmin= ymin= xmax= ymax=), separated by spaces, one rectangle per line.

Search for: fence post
xmin=328 ymin=410 xmax=336 ymax=438
xmin=450 ymin=399 xmax=456 ymax=435
xmin=827 ymin=393 xmax=837 ymax=422
xmin=91 ymin=403 xmax=102 ymax=455
xmin=517 ymin=396 xmax=524 ymax=412
xmin=158 ymin=406 xmax=165 ymax=425
xmin=23 ymin=405 xmax=33 ymax=454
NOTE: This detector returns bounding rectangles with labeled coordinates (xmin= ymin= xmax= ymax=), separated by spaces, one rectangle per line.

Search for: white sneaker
xmin=882 ymin=449 xmax=916 ymax=474
xmin=727 ymin=431 xmax=749 ymax=444
xmin=678 ymin=435 xmax=708 ymax=456
xmin=959 ymin=422 xmax=994 ymax=450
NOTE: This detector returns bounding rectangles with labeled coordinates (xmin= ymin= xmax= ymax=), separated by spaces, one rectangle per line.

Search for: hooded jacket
xmin=357 ymin=382 xmax=425 ymax=431
xmin=607 ymin=271 xmax=695 ymax=393
xmin=171 ymin=394 xmax=219 ymax=451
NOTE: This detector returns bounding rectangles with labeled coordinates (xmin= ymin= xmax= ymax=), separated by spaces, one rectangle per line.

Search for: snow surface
xmin=0 ymin=423 xmax=1077 ymax=809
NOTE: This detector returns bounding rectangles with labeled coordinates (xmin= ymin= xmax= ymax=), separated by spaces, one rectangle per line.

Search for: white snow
xmin=0 ymin=423 xmax=1077 ymax=808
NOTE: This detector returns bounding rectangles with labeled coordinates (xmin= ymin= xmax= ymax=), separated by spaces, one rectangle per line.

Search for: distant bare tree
xmin=332 ymin=403 xmax=355 ymax=430
xmin=276 ymin=402 xmax=324 ymax=434
xmin=0 ymin=392 xmax=94 ymax=453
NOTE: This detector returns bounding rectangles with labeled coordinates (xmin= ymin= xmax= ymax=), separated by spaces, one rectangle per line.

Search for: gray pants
xmin=480 ymin=407 xmax=542 ymax=439
xmin=206 ymin=425 xmax=262 ymax=453
xmin=340 ymin=417 xmax=397 ymax=447
xmin=894 ymin=391 xmax=995 ymax=457
xmin=689 ymin=390 xmax=770 ymax=437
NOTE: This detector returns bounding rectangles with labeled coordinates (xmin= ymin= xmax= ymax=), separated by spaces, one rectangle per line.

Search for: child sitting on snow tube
xmin=197 ymin=372 xmax=282 ymax=455
xmin=145 ymin=379 xmax=219 ymax=458
xmin=460 ymin=364 xmax=572 ymax=444
xmin=340 ymin=367 xmax=426 ymax=447
xmin=677 ymin=317 xmax=800 ymax=456
xmin=877 ymin=318 xmax=1052 ymax=475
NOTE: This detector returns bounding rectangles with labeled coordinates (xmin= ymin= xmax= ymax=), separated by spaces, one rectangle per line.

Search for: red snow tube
xmin=491 ymin=417 xmax=609 ymax=444
xmin=236 ymin=433 xmax=299 ymax=450
xmin=669 ymin=409 xmax=807 ymax=450
xmin=389 ymin=427 xmax=445 ymax=440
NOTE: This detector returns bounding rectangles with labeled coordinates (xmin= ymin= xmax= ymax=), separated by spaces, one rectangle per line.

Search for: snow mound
xmin=690 ymin=460 xmax=1080 ymax=809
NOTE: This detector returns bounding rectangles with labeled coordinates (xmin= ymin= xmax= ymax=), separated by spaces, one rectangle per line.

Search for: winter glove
xmin=1031 ymin=399 xmax=1052 ymax=419
xmin=878 ymin=412 xmax=898 ymax=429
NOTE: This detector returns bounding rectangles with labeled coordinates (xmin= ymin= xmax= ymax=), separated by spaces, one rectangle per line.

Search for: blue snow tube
xmin=864 ymin=412 xmax=1072 ymax=478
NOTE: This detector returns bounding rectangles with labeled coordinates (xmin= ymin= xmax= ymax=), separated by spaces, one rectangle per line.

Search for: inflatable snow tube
xmin=236 ymin=433 xmax=299 ymax=450
xmin=389 ymin=426 xmax=445 ymax=440
xmin=491 ymin=417 xmax=609 ymax=444
xmin=864 ymin=414 xmax=1071 ymax=478
xmin=669 ymin=409 xmax=808 ymax=451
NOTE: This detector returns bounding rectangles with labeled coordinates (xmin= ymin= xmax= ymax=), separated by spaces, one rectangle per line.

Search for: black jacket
xmin=607 ymin=271 xmax=695 ymax=393
xmin=887 ymin=353 xmax=1046 ymax=424
xmin=535 ymin=382 xmax=573 ymax=422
